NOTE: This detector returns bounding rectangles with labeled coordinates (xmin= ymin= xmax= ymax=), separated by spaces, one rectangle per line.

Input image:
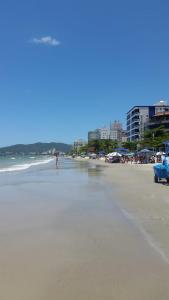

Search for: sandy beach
xmin=0 ymin=158 xmax=169 ymax=300
xmin=88 ymin=159 xmax=169 ymax=264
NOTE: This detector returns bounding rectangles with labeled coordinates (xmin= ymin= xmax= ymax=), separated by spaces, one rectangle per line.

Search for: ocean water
xmin=0 ymin=155 xmax=54 ymax=173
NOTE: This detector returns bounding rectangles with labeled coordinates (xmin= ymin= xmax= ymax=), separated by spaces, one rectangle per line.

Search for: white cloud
xmin=31 ymin=36 xmax=61 ymax=46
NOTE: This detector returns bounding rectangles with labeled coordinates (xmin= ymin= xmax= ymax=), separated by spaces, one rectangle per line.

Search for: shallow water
xmin=0 ymin=159 xmax=169 ymax=300
xmin=0 ymin=155 xmax=53 ymax=173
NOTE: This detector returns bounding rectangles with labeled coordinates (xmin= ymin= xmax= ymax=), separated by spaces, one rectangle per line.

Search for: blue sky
xmin=0 ymin=0 xmax=169 ymax=146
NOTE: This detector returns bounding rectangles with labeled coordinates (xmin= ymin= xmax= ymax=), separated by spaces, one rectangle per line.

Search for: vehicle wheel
xmin=154 ymin=175 xmax=159 ymax=183
xmin=166 ymin=178 xmax=169 ymax=183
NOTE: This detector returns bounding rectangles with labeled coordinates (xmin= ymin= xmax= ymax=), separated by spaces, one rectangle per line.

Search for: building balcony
xmin=131 ymin=135 xmax=139 ymax=141
xmin=131 ymin=112 xmax=140 ymax=118
xmin=131 ymin=122 xmax=139 ymax=128
xmin=131 ymin=116 xmax=139 ymax=122
xmin=131 ymin=109 xmax=139 ymax=115
xmin=148 ymin=119 xmax=169 ymax=125
xmin=131 ymin=131 xmax=139 ymax=135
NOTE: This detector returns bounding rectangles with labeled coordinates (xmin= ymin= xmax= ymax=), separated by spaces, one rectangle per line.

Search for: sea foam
xmin=0 ymin=158 xmax=54 ymax=173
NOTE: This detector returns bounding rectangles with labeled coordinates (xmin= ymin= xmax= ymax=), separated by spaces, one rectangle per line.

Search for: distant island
xmin=0 ymin=142 xmax=72 ymax=156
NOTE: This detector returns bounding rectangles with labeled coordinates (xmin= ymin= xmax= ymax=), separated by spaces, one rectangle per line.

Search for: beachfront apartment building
xmin=74 ymin=139 xmax=87 ymax=152
xmin=109 ymin=129 xmax=127 ymax=142
xmin=110 ymin=121 xmax=127 ymax=142
xmin=146 ymin=111 xmax=169 ymax=134
xmin=99 ymin=127 xmax=110 ymax=139
xmin=110 ymin=129 xmax=120 ymax=140
xmin=121 ymin=130 xmax=128 ymax=142
xmin=111 ymin=120 xmax=122 ymax=131
xmin=88 ymin=129 xmax=100 ymax=141
xmin=88 ymin=122 xmax=126 ymax=143
xmin=127 ymin=101 xmax=169 ymax=141
xmin=88 ymin=128 xmax=110 ymax=141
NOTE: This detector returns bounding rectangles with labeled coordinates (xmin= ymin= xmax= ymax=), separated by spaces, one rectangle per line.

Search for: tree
xmin=141 ymin=126 xmax=169 ymax=150
xmin=95 ymin=139 xmax=118 ymax=153
xmin=122 ymin=141 xmax=137 ymax=151
xmin=78 ymin=145 xmax=88 ymax=154
xmin=88 ymin=140 xmax=101 ymax=152
xmin=78 ymin=139 xmax=119 ymax=154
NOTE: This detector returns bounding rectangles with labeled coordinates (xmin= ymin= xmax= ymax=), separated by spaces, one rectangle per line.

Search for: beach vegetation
xmin=140 ymin=126 xmax=169 ymax=149
xmin=77 ymin=139 xmax=118 ymax=154
xmin=122 ymin=141 xmax=137 ymax=151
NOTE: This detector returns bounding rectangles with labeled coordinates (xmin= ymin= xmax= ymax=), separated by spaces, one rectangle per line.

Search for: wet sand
xmin=0 ymin=159 xmax=169 ymax=299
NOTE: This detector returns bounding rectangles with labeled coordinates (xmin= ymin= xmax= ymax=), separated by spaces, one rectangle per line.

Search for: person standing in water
xmin=54 ymin=152 xmax=59 ymax=167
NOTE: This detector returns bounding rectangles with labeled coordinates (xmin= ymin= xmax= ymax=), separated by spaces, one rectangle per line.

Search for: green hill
xmin=0 ymin=142 xmax=72 ymax=155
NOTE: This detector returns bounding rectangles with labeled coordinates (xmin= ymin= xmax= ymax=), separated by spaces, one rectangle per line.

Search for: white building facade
xmin=109 ymin=121 xmax=123 ymax=142
xmin=99 ymin=127 xmax=110 ymax=139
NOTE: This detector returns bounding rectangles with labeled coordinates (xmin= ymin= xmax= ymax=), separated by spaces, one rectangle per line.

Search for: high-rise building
xmin=99 ymin=127 xmax=110 ymax=139
xmin=127 ymin=101 xmax=169 ymax=141
xmin=88 ymin=122 xmax=126 ymax=143
xmin=111 ymin=120 xmax=122 ymax=131
xmin=121 ymin=130 xmax=128 ymax=143
xmin=110 ymin=121 xmax=123 ymax=141
xmin=88 ymin=129 xmax=100 ymax=141
xmin=88 ymin=127 xmax=110 ymax=141
xmin=110 ymin=130 xmax=120 ymax=141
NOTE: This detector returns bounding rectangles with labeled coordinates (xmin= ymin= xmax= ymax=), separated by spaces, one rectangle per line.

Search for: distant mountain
xmin=0 ymin=142 xmax=72 ymax=155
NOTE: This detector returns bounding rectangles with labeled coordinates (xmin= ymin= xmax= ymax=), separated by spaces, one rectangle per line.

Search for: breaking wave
xmin=0 ymin=158 xmax=54 ymax=173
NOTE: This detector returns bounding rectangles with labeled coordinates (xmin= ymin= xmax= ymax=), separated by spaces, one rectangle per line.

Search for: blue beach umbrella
xmin=114 ymin=148 xmax=129 ymax=153
xmin=139 ymin=149 xmax=152 ymax=153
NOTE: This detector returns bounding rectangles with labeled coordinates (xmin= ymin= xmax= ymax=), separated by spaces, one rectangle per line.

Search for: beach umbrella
xmin=106 ymin=153 xmax=113 ymax=157
xmin=109 ymin=152 xmax=122 ymax=157
xmin=114 ymin=148 xmax=129 ymax=153
xmin=90 ymin=153 xmax=97 ymax=157
xmin=138 ymin=149 xmax=154 ymax=158
xmin=139 ymin=149 xmax=152 ymax=153
xmin=127 ymin=152 xmax=135 ymax=156
xmin=156 ymin=152 xmax=165 ymax=156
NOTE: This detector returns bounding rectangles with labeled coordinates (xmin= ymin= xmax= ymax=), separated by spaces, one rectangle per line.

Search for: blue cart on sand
xmin=153 ymin=163 xmax=169 ymax=183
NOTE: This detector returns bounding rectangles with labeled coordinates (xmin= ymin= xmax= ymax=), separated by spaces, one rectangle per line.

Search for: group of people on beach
xmin=120 ymin=155 xmax=153 ymax=164
xmin=106 ymin=154 xmax=169 ymax=164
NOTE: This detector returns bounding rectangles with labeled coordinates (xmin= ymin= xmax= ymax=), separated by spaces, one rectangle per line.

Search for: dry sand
xmin=0 ymin=159 xmax=169 ymax=300
xmin=90 ymin=159 xmax=169 ymax=264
